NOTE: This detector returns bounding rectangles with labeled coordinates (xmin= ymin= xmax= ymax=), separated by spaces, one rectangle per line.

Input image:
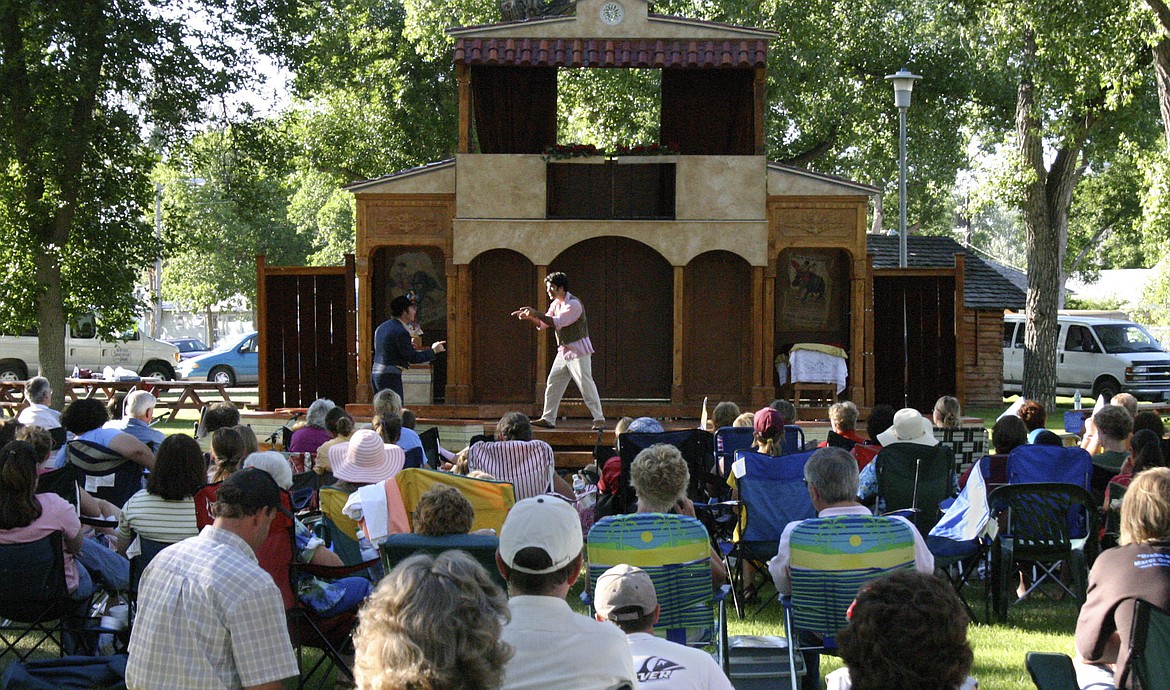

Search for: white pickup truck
xmin=0 ymin=314 xmax=181 ymax=381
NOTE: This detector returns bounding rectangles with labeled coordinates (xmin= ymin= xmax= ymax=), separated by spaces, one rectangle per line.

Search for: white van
xmin=0 ymin=314 xmax=181 ymax=381
xmin=1003 ymin=312 xmax=1170 ymax=401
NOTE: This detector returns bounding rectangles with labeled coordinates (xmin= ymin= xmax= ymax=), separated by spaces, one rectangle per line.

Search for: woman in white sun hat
xmin=858 ymin=407 xmax=956 ymax=507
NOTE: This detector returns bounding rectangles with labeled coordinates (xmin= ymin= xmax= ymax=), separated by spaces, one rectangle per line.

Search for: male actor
xmin=372 ymin=294 xmax=446 ymax=400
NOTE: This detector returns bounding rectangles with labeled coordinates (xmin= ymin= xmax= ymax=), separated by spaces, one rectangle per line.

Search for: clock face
xmin=600 ymin=1 xmax=624 ymax=25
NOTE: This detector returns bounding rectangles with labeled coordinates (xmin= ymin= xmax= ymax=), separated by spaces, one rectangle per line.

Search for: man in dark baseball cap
xmin=128 ymin=467 xmax=299 ymax=688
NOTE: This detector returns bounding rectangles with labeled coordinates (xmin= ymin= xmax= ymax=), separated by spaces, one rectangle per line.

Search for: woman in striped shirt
xmin=116 ymin=434 xmax=206 ymax=557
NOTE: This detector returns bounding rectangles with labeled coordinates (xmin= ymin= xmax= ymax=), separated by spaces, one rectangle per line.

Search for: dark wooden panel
xmin=550 ymin=237 xmax=672 ymax=399
xmin=547 ymin=163 xmax=611 ymax=219
xmin=872 ymin=275 xmax=957 ymax=411
xmin=471 ymin=250 xmax=537 ymax=403
xmin=683 ymin=251 xmax=751 ymax=401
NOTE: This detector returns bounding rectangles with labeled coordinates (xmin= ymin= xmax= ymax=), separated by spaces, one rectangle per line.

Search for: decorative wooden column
xmin=750 ymin=265 xmax=772 ymax=406
xmin=354 ymin=251 xmax=372 ymax=404
xmin=753 ymin=67 xmax=767 ymax=155
xmin=457 ymin=64 xmax=472 ymax=154
xmin=447 ymin=262 xmax=472 ymax=403
xmin=671 ymin=266 xmax=684 ymax=403
xmin=534 ymin=266 xmax=549 ymax=403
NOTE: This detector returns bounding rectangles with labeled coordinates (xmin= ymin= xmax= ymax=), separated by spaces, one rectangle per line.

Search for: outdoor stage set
xmin=254 ymin=0 xmax=1010 ymax=452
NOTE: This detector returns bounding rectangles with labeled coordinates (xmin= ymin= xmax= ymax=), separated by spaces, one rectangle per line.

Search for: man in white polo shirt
xmin=496 ymin=495 xmax=635 ymax=690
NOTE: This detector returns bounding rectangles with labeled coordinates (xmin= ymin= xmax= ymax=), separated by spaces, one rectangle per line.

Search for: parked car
xmin=177 ymin=332 xmax=258 ymax=386
xmin=165 ymin=337 xmax=211 ymax=360
xmin=0 ymin=314 xmax=181 ymax=381
xmin=1003 ymin=312 xmax=1170 ymax=401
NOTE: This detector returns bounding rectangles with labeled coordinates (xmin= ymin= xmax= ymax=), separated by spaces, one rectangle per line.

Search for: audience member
xmin=1132 ymin=410 xmax=1170 ymax=461
xmin=495 ymin=495 xmax=635 ymax=690
xmin=960 ymin=415 xmax=1027 ymax=490
xmin=372 ymin=388 xmax=424 ymax=463
xmin=752 ymin=407 xmax=786 ymax=456
xmin=711 ymin=401 xmax=740 ymax=431
xmin=1033 ymin=430 xmax=1063 ymax=446
xmin=1103 ymin=428 xmax=1166 ymax=511
xmin=55 ymin=398 xmax=154 ymax=470
xmin=0 ymin=440 xmax=129 ymax=606
xmin=767 ymin=447 xmax=933 ymax=690
xmin=768 ymin=398 xmax=797 ymax=427
xmin=1087 ymin=405 xmax=1134 ymax=475
xmin=289 ymin=398 xmax=335 ymax=454
xmin=315 ymin=407 xmax=355 ymax=475
xmin=16 ymin=376 xmax=60 ymax=431
xmin=1017 ymin=399 xmax=1047 ymax=441
xmin=330 ymin=429 xmax=406 ymax=490
xmin=400 ymin=409 xmax=417 ymax=429
xmin=232 ymin=424 xmax=259 ymax=456
xmin=21 ymin=425 xmax=121 ymax=529
xmin=0 ymin=419 xmax=22 ymax=448
xmin=594 ymin=564 xmax=734 ymax=690
xmin=631 ymin=444 xmax=692 ymax=515
xmin=116 ymin=434 xmax=205 ymax=556
xmin=209 ymin=426 xmax=247 ymax=483
xmin=851 ymin=404 xmax=895 ymax=470
xmin=15 ymin=425 xmax=52 ymax=469
xmin=829 ymin=570 xmax=976 ymax=690
xmin=353 ymin=551 xmax=511 ymax=690
xmin=820 ymin=401 xmax=863 ymax=451
xmin=103 ymin=389 xmax=165 ymax=452
xmin=198 ymin=401 xmax=240 ymax=452
xmin=127 ymin=468 xmax=299 ymax=689
xmin=467 ymin=412 xmax=573 ymax=500
xmin=769 ymin=447 xmax=934 ymax=595
xmin=1076 ymin=467 xmax=1170 ymax=689
xmin=413 ymin=485 xmax=475 ymax=537
xmin=627 ymin=416 xmax=664 ymax=434
xmin=732 ymin=412 xmax=754 ymax=428
xmin=1111 ymin=393 xmax=1138 ymax=420
xmin=243 ymin=451 xmax=373 ymax=617
xmin=858 ymin=408 xmax=949 ymax=506
xmin=933 ymin=395 xmax=962 ymax=429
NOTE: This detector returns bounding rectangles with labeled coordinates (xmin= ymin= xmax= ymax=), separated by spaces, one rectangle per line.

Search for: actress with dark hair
xmin=829 ymin=570 xmax=976 ymax=690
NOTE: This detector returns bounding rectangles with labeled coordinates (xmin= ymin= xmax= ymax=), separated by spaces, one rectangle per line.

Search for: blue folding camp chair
xmin=782 ymin=514 xmax=917 ymax=690
xmin=782 ymin=425 xmax=806 ymax=455
xmin=713 ymin=426 xmax=754 ymax=490
xmin=1006 ymin=444 xmax=1092 ymax=489
xmin=725 ymin=449 xmax=816 ymax=618
xmin=586 ymin=513 xmax=729 ymax=671
xmin=618 ymin=429 xmax=716 ymax=513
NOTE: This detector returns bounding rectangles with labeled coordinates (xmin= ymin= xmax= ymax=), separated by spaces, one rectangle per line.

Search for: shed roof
xmin=867 ymin=235 xmax=1026 ymax=310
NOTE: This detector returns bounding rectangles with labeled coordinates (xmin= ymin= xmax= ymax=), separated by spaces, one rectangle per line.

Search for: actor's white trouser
xmin=540 ymin=352 xmax=604 ymax=424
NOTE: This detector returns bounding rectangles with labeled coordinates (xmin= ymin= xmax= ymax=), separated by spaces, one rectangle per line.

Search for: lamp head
xmin=885 ymin=68 xmax=923 ymax=109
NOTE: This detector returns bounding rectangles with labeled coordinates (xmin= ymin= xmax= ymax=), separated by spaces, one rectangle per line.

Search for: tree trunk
xmin=34 ymin=253 xmax=67 ymax=410
xmin=1016 ymin=28 xmax=1095 ymax=412
xmin=1148 ymin=0 xmax=1170 ymax=151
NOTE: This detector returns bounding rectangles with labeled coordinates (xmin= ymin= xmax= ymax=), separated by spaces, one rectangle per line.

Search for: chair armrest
xmin=295 ymin=558 xmax=380 ymax=579
xmin=1025 ymin=652 xmax=1078 ymax=690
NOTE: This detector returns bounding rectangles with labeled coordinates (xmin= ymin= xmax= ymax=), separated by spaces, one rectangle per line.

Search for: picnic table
xmin=0 ymin=378 xmax=234 ymax=422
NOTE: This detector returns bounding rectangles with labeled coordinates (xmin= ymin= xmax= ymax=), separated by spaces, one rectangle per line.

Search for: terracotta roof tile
xmin=454 ymin=38 xmax=768 ymax=68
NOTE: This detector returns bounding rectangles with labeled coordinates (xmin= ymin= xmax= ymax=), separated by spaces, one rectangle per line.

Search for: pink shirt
xmin=540 ymin=292 xmax=595 ymax=359
xmin=0 ymin=493 xmax=81 ymax=592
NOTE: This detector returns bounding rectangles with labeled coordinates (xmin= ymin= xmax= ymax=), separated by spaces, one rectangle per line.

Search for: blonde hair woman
xmin=1075 ymin=467 xmax=1170 ymax=688
xmin=353 ymin=551 xmax=511 ymax=690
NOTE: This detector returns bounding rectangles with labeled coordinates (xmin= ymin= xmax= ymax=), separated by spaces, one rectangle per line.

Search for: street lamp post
xmin=885 ymin=68 xmax=922 ymax=269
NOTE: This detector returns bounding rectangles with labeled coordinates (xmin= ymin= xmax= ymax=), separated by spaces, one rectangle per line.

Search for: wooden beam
xmin=256 ymin=255 xmax=269 ymax=411
xmin=344 ymin=254 xmax=357 ymax=406
xmin=672 ymin=266 xmax=684 ymax=403
xmin=754 ymin=67 xmax=767 ymax=155
xmin=535 ymin=266 xmax=549 ymax=404
xmin=457 ymin=63 xmax=472 ymax=154
xmin=954 ymin=253 xmax=966 ymax=405
xmin=452 ymin=263 xmax=472 ymax=403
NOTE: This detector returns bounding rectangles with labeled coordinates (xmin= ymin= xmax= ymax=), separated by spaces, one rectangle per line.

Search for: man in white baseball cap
xmin=594 ymin=564 xmax=734 ymax=690
xmin=496 ymin=495 xmax=636 ymax=690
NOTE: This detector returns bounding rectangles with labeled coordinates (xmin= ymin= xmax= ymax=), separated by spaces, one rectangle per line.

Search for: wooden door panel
xmin=872 ymin=276 xmax=956 ymax=410
xmin=471 ymin=250 xmax=537 ymax=403
xmin=550 ymin=237 xmax=673 ymax=400
xmin=684 ymin=251 xmax=751 ymax=400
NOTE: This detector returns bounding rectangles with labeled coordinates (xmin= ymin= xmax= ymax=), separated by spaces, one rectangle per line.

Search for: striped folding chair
xmin=586 ymin=513 xmax=729 ymax=671
xmin=782 ymin=514 xmax=917 ymax=690
xmin=466 ymin=439 xmax=557 ymax=501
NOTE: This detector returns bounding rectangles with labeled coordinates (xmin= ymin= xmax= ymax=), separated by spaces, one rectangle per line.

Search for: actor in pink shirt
xmin=512 ymin=271 xmax=605 ymax=430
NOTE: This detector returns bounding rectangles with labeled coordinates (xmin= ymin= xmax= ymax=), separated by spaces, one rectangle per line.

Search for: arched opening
xmin=470 ymin=249 xmax=537 ymax=403
xmin=683 ymin=250 xmax=752 ymax=402
xmin=371 ymin=245 xmax=448 ymax=402
xmin=550 ymin=237 xmax=673 ymax=400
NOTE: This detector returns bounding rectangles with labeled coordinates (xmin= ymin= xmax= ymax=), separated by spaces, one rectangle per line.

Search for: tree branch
xmin=776 ymin=130 xmax=838 ymax=167
xmin=1149 ymin=0 xmax=1170 ymax=33
xmin=1066 ymin=213 xmax=1122 ymax=276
